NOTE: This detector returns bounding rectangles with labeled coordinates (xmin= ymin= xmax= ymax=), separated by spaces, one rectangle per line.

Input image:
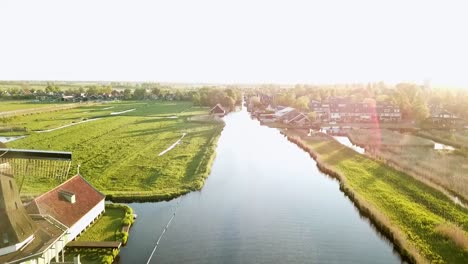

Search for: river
xmin=118 ymin=108 xmax=402 ymax=264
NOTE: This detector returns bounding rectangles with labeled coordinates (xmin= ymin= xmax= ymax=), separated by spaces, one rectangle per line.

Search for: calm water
xmin=119 ymin=108 xmax=402 ymax=264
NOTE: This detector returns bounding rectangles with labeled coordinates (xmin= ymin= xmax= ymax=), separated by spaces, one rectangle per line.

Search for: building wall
xmin=17 ymin=200 xmax=104 ymax=264
xmin=68 ymin=200 xmax=105 ymax=240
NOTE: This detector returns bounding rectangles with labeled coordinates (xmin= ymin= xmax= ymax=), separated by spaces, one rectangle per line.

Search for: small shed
xmin=210 ymin=104 xmax=226 ymax=116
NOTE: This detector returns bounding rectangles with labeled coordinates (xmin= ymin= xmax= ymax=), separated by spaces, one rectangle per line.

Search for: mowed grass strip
xmin=77 ymin=207 xmax=125 ymax=242
xmin=286 ymin=130 xmax=468 ymax=264
xmin=7 ymin=101 xmax=224 ymax=200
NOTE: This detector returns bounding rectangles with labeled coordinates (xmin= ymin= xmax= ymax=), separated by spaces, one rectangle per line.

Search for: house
xmin=429 ymin=108 xmax=462 ymax=127
xmin=275 ymin=108 xmax=311 ymax=126
xmin=0 ymin=174 xmax=104 ymax=264
xmin=327 ymin=97 xmax=401 ymax=123
xmin=273 ymin=107 xmax=295 ymax=119
xmin=376 ymin=103 xmax=401 ymax=122
xmin=285 ymin=112 xmax=311 ymax=126
xmin=26 ymin=175 xmax=105 ymax=241
xmin=61 ymin=95 xmax=74 ymax=102
xmin=210 ymin=104 xmax=226 ymax=116
xmin=309 ymin=100 xmax=330 ymax=121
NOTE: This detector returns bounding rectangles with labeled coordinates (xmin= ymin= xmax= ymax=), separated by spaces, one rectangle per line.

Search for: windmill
xmin=0 ymin=143 xmax=72 ymax=257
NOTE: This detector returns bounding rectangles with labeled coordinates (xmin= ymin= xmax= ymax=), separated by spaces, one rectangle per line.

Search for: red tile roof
xmin=26 ymin=175 xmax=105 ymax=227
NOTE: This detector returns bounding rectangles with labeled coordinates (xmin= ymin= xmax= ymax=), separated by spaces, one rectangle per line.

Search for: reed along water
xmin=119 ymin=107 xmax=402 ymax=264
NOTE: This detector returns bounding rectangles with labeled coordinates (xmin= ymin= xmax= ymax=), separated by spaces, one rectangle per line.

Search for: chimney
xmin=59 ymin=190 xmax=76 ymax=204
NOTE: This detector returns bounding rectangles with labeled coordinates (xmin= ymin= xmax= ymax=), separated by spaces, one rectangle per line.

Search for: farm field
xmin=0 ymin=101 xmax=128 ymax=134
xmin=285 ymin=129 xmax=468 ymax=263
xmin=6 ymin=101 xmax=224 ymax=201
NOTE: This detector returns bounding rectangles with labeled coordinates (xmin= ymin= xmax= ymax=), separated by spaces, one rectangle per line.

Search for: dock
xmin=66 ymin=241 xmax=122 ymax=249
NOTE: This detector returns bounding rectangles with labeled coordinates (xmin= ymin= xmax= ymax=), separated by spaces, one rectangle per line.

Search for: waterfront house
xmin=326 ymin=97 xmax=401 ymax=123
xmin=26 ymin=175 xmax=105 ymax=241
xmin=210 ymin=104 xmax=226 ymax=116
xmin=429 ymin=108 xmax=462 ymax=128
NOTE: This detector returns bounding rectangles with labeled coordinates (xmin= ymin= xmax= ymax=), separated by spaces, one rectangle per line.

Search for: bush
xmin=101 ymin=255 xmax=114 ymax=264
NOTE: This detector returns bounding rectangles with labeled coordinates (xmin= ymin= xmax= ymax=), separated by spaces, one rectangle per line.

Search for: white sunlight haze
xmin=0 ymin=0 xmax=467 ymax=87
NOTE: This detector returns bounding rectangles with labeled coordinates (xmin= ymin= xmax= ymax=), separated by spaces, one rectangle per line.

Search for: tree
xmin=192 ymin=93 xmax=201 ymax=106
xmin=393 ymin=83 xmax=428 ymax=121
xmin=295 ymin=96 xmax=310 ymax=111
xmin=133 ymin=88 xmax=147 ymax=100
xmin=249 ymin=96 xmax=262 ymax=108
xmin=123 ymin=88 xmax=132 ymax=100
xmin=222 ymin=96 xmax=236 ymax=111
xmin=86 ymin=86 xmax=98 ymax=96
xmin=308 ymin=111 xmax=317 ymax=122
xmin=151 ymin=87 xmax=161 ymax=97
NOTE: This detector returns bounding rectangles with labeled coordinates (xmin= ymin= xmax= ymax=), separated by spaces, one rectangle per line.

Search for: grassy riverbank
xmin=284 ymin=130 xmax=468 ymax=263
xmin=69 ymin=204 xmax=134 ymax=264
xmin=347 ymin=129 xmax=468 ymax=203
xmin=6 ymin=101 xmax=225 ymax=201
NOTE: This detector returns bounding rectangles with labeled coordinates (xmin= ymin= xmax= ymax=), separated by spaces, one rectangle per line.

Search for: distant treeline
xmin=0 ymin=82 xmax=242 ymax=110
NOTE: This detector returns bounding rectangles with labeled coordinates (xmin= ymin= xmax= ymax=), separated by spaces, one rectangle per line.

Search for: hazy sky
xmin=1 ymin=0 xmax=467 ymax=86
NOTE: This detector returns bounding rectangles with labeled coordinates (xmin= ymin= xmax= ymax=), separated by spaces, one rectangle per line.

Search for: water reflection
xmin=333 ymin=136 xmax=366 ymax=154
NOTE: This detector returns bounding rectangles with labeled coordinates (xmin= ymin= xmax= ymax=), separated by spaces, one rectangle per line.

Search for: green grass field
xmin=6 ymin=101 xmax=224 ymax=200
xmin=286 ymin=130 xmax=468 ymax=263
xmin=0 ymin=100 xmax=64 ymax=112
xmin=77 ymin=208 xmax=125 ymax=242
xmin=70 ymin=204 xmax=133 ymax=264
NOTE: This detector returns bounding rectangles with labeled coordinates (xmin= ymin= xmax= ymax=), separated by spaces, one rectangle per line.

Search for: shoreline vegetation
xmin=282 ymin=129 xmax=468 ymax=264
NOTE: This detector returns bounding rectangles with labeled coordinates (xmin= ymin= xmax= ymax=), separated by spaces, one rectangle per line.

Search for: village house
xmin=210 ymin=103 xmax=226 ymax=116
xmin=320 ymin=97 xmax=401 ymax=123
xmin=0 ymin=173 xmax=105 ymax=264
xmin=429 ymin=107 xmax=463 ymax=128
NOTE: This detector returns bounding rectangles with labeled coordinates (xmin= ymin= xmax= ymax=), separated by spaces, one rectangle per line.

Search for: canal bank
xmin=284 ymin=129 xmax=468 ymax=263
xmin=118 ymin=107 xmax=402 ymax=264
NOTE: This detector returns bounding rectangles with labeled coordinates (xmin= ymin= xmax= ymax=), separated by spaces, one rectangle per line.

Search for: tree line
xmin=0 ymin=82 xmax=242 ymax=111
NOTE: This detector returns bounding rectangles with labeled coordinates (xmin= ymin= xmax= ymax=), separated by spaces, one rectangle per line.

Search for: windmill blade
xmin=0 ymin=148 xmax=73 ymax=192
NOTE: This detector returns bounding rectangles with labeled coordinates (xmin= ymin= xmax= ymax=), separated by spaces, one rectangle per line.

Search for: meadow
xmin=5 ymin=101 xmax=224 ymax=201
xmin=285 ymin=129 xmax=468 ymax=263
xmin=347 ymin=128 xmax=468 ymax=202
xmin=347 ymin=129 xmax=434 ymax=147
xmin=417 ymin=130 xmax=468 ymax=148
